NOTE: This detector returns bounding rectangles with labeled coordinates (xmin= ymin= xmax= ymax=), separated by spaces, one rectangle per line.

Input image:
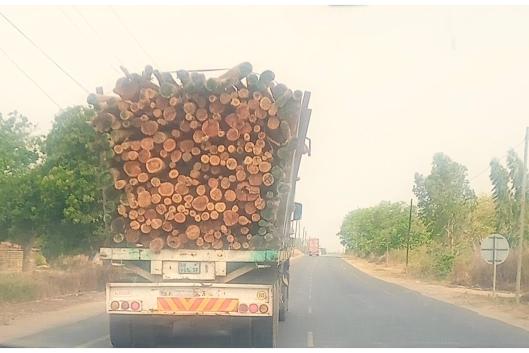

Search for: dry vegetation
xmin=0 ymin=255 xmax=105 ymax=304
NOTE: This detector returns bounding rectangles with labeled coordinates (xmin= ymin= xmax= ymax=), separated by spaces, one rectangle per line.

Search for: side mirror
xmin=293 ymin=202 xmax=303 ymax=221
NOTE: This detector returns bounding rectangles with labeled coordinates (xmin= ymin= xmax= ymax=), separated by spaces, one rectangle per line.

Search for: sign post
xmin=480 ymin=234 xmax=510 ymax=298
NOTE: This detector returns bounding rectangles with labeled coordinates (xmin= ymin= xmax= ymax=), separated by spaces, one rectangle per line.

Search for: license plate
xmin=178 ymin=262 xmax=200 ymax=274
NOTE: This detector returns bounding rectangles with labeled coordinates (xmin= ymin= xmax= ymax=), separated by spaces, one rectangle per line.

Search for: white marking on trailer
xmin=307 ymin=331 xmax=314 ymax=347
xmin=76 ymin=334 xmax=110 ymax=348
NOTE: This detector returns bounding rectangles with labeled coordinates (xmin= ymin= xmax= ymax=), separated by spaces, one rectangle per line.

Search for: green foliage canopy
xmin=413 ymin=153 xmax=476 ymax=250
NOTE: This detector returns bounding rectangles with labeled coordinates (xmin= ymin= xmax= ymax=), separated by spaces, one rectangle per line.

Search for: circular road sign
xmin=480 ymin=234 xmax=510 ymax=265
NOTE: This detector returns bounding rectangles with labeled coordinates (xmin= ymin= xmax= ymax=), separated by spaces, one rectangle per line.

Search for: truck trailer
xmin=91 ymin=63 xmax=312 ymax=347
xmin=308 ymin=238 xmax=320 ymax=256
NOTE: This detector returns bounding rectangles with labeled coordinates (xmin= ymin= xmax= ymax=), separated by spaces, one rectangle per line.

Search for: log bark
xmin=125 ymin=229 xmax=140 ymax=243
xmin=167 ymin=235 xmax=181 ymax=249
xmin=150 ymin=237 xmax=164 ymax=253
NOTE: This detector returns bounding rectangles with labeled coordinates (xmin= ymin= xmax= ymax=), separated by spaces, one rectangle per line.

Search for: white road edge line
xmin=307 ymin=331 xmax=314 ymax=347
xmin=76 ymin=334 xmax=110 ymax=348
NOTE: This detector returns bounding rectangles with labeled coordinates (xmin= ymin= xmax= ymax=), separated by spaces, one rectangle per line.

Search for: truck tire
xmin=109 ymin=315 xmax=133 ymax=348
xmin=250 ymin=283 xmax=279 ymax=347
xmin=250 ymin=317 xmax=274 ymax=347
xmin=131 ymin=317 xmax=156 ymax=347
xmin=231 ymin=318 xmax=251 ymax=347
xmin=278 ymin=308 xmax=287 ymax=322
xmin=279 ymin=276 xmax=289 ymax=322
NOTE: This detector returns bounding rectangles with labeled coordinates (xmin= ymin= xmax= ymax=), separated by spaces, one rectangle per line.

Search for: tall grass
xmin=0 ymin=255 xmax=106 ymax=304
xmin=382 ymin=245 xmax=529 ymax=291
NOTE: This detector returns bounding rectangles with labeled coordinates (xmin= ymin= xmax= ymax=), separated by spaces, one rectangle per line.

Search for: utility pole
xmin=405 ymin=199 xmax=413 ymax=273
xmin=303 ymin=227 xmax=307 ymax=252
xmin=516 ymin=127 xmax=529 ymax=303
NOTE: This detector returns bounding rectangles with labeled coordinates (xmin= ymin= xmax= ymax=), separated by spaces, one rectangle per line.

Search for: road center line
xmin=307 ymin=331 xmax=314 ymax=347
xmin=76 ymin=334 xmax=110 ymax=348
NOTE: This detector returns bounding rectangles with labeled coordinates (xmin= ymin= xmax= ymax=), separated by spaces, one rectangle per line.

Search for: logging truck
xmin=308 ymin=238 xmax=320 ymax=256
xmin=92 ymin=63 xmax=312 ymax=347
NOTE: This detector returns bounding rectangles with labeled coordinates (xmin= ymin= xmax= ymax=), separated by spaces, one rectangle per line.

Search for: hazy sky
xmin=1 ymin=6 xmax=529 ymax=252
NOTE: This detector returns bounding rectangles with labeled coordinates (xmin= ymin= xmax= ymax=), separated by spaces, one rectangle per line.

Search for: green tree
xmin=464 ymin=195 xmax=496 ymax=246
xmin=338 ymin=201 xmax=425 ymax=256
xmin=489 ymin=149 xmax=529 ymax=245
xmin=0 ymin=111 xmax=40 ymax=176
xmin=413 ymin=153 xmax=476 ymax=252
xmin=40 ymin=106 xmax=112 ymax=257
xmin=0 ymin=112 xmax=45 ymax=270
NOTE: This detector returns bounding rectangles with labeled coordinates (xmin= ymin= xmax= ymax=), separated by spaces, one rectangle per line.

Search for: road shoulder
xmin=343 ymin=256 xmax=529 ymax=333
xmin=0 ymin=291 xmax=105 ymax=343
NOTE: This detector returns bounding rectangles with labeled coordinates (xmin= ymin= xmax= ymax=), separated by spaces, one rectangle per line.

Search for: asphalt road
xmin=5 ymin=256 xmax=529 ymax=347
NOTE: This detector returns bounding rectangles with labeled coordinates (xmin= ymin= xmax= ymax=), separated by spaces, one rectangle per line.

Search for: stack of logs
xmin=89 ymin=62 xmax=304 ymax=252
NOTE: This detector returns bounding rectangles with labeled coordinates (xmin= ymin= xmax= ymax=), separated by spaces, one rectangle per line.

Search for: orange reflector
xmin=259 ymin=304 xmax=269 ymax=313
xmin=157 ymin=298 xmax=239 ymax=313
xmin=249 ymin=303 xmax=258 ymax=313
xmin=110 ymin=301 xmax=120 ymax=310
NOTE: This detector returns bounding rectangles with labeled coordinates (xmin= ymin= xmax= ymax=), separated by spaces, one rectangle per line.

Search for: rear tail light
xmin=131 ymin=301 xmax=141 ymax=311
xmin=249 ymin=304 xmax=258 ymax=313
xmin=259 ymin=304 xmax=269 ymax=313
xmin=238 ymin=303 xmax=248 ymax=313
xmin=120 ymin=301 xmax=130 ymax=310
xmin=110 ymin=301 xmax=120 ymax=310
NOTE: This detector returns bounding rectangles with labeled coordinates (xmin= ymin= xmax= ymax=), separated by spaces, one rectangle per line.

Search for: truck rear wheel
xmin=250 ymin=317 xmax=274 ymax=347
xmin=131 ymin=317 xmax=156 ymax=347
xmin=245 ymin=284 xmax=279 ymax=347
xmin=109 ymin=315 xmax=133 ymax=348
xmin=279 ymin=278 xmax=289 ymax=322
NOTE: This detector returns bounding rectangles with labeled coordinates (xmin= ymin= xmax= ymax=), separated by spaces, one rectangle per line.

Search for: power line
xmin=60 ymin=8 xmax=121 ymax=74
xmin=70 ymin=7 xmax=123 ymax=74
xmin=0 ymin=45 xmax=62 ymax=110
xmin=109 ymin=6 xmax=159 ymax=67
xmin=468 ymin=138 xmax=526 ymax=182
xmin=0 ymin=11 xmax=89 ymax=94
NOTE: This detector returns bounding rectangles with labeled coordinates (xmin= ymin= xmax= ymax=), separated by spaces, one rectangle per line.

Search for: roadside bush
xmin=432 ymin=251 xmax=455 ymax=279
xmin=451 ymin=245 xmax=476 ymax=287
xmin=0 ymin=255 xmax=107 ymax=304
xmin=34 ymin=252 xmax=48 ymax=267
xmin=407 ymin=245 xmax=435 ymax=278
xmin=0 ymin=274 xmax=38 ymax=302
xmin=406 ymin=242 xmax=455 ymax=280
xmin=387 ymin=248 xmax=407 ymax=266
xmin=462 ymin=248 xmax=529 ymax=291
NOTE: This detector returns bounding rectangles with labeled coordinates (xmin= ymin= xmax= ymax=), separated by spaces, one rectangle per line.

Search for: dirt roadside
xmin=0 ymin=291 xmax=106 ymax=343
xmin=344 ymin=256 xmax=529 ymax=333
xmin=0 ymin=253 xmax=305 ymax=344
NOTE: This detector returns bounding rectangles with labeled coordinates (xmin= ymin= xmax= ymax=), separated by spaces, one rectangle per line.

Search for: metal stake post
xmin=492 ymin=235 xmax=497 ymax=298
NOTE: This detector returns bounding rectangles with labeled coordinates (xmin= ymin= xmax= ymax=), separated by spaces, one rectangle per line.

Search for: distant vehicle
xmin=308 ymin=238 xmax=320 ymax=256
xmin=320 ymin=248 xmax=327 ymax=255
